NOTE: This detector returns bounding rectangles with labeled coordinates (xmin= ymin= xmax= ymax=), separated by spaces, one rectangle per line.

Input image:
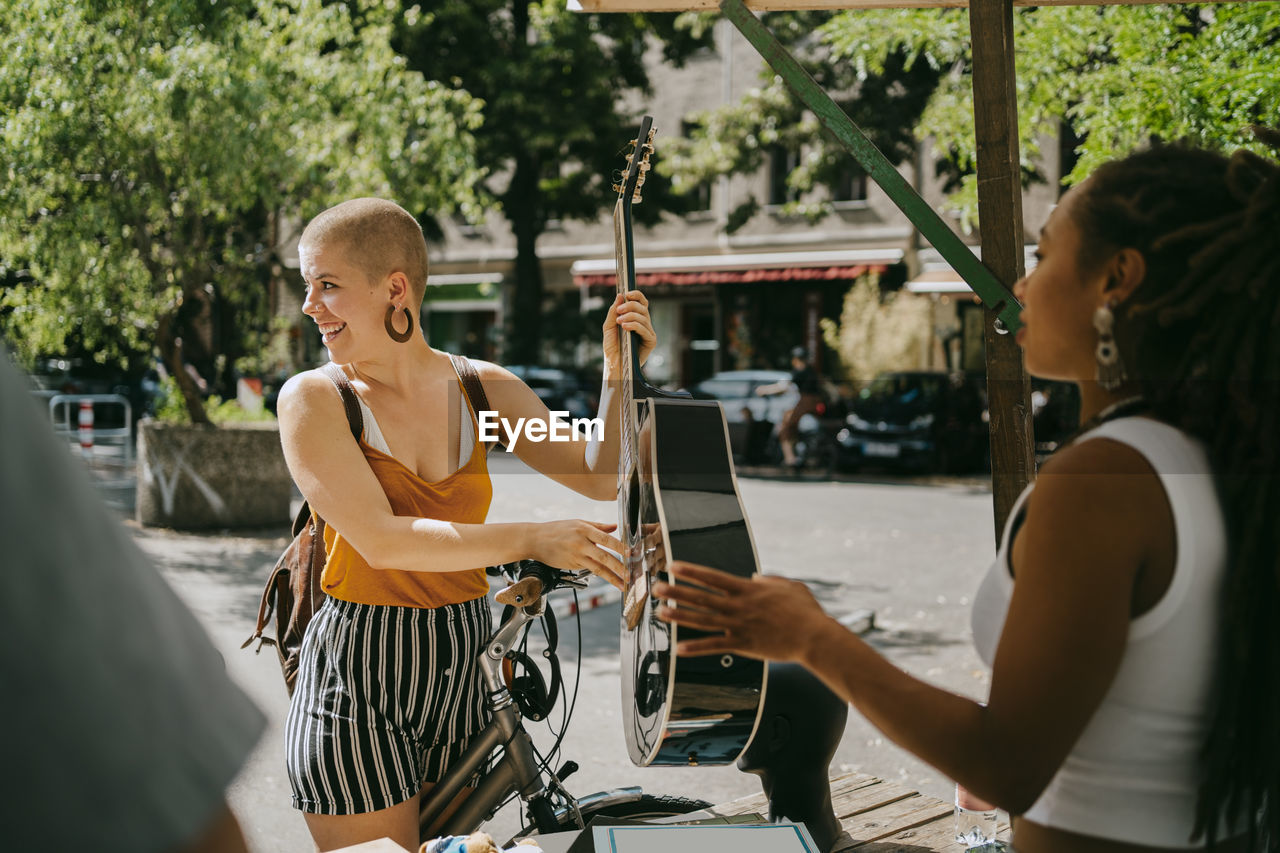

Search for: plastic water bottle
xmin=954 ymin=783 xmax=1003 ymax=850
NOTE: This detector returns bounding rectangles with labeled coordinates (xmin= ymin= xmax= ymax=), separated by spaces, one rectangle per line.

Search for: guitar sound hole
xmin=627 ymin=472 xmax=641 ymax=541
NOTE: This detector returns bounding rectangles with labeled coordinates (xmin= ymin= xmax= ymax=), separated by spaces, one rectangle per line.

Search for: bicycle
xmin=416 ymin=559 xmax=709 ymax=844
xmin=791 ymin=412 xmax=840 ymax=476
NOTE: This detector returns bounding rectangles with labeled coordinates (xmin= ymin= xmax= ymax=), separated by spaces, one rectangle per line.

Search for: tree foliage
xmin=660 ymin=11 xmax=941 ymax=231
xmin=820 ymin=274 xmax=932 ymax=384
xmin=822 ymin=2 xmax=1280 ymax=225
xmin=394 ymin=1 xmax=714 ymax=362
xmin=0 ymin=0 xmax=483 ymax=422
xmin=665 ymin=4 xmax=1280 ymax=232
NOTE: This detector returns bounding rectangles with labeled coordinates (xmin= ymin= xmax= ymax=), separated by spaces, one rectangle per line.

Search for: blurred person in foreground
xmin=0 ymin=348 xmax=266 ymax=852
xmin=657 ymin=132 xmax=1280 ymax=852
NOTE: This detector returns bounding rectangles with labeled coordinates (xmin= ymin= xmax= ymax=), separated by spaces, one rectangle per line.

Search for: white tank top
xmin=970 ymin=417 xmax=1240 ymax=847
xmin=355 ymin=385 xmax=476 ymax=471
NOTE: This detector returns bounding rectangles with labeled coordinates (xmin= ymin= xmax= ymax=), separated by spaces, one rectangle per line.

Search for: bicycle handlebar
xmin=493 ymin=560 xmax=590 ymax=610
xmin=495 ymin=575 xmax=542 ymax=607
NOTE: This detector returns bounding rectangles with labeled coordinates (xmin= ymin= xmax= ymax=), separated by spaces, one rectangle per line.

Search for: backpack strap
xmin=448 ymin=353 xmax=503 ymax=450
xmin=284 ymin=363 xmax=364 ymax=538
xmin=448 ymin=353 xmax=491 ymax=413
xmin=242 ymin=363 xmax=366 ymax=656
xmin=321 ymin=362 xmax=364 ymax=442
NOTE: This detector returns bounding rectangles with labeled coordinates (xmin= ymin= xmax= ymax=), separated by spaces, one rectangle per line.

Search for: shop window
xmin=832 ymin=165 xmax=867 ymax=203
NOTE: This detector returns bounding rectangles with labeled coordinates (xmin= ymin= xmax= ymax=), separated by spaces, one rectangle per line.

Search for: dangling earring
xmin=1093 ymin=300 xmax=1127 ymax=391
xmin=385 ymin=303 xmax=414 ymax=343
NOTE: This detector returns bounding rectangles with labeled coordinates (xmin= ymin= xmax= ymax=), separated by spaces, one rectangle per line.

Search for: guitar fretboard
xmin=614 ymin=197 xmax=637 ymax=478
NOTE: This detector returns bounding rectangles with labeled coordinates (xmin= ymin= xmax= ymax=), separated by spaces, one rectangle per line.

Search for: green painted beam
xmin=720 ymin=0 xmax=1023 ymax=334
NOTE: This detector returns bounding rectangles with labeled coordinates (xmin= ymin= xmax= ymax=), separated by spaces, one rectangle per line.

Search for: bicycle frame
xmin=418 ymin=585 xmax=581 ymax=837
xmin=419 ymin=702 xmax=553 ymax=835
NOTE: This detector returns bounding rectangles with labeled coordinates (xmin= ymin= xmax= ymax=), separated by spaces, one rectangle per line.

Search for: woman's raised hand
xmin=530 ymin=519 xmax=626 ymax=591
xmin=654 ymin=561 xmax=838 ymax=664
xmin=602 ymin=289 xmax=656 ymax=376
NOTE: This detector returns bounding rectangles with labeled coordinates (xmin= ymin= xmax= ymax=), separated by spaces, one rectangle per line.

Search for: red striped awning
xmin=575 ymin=263 xmax=886 ymax=287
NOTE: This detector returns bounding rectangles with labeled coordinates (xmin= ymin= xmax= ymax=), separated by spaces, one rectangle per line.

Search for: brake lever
xmin=559 ymin=570 xmax=591 ymax=590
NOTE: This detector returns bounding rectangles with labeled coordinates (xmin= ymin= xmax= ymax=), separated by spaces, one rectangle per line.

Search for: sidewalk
xmin=110 ymin=451 xmax=996 ymax=851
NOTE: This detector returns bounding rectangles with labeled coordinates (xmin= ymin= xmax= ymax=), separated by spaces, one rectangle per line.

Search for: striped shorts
xmin=284 ymin=594 xmax=491 ymax=815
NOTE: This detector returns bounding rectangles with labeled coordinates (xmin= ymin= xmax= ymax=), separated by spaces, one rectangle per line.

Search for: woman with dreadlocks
xmin=654 ymin=129 xmax=1280 ymax=852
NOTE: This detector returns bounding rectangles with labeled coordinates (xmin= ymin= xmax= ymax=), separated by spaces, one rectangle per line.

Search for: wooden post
xmin=969 ymin=0 xmax=1035 ymax=541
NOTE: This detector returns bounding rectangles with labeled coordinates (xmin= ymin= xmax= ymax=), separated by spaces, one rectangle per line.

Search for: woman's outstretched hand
xmin=654 ymin=561 xmax=836 ymax=663
xmin=530 ymin=520 xmax=626 ymax=591
xmin=602 ymin=289 xmax=656 ymax=375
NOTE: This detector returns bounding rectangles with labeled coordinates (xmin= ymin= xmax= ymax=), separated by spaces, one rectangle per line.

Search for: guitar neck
xmin=612 ymin=116 xmax=655 ymax=477
xmin=614 ymin=198 xmax=638 ymax=472
xmin=614 ymin=206 xmax=646 ymax=389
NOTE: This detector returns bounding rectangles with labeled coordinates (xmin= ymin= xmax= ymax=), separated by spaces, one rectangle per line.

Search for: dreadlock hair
xmin=1072 ymin=128 xmax=1280 ymax=850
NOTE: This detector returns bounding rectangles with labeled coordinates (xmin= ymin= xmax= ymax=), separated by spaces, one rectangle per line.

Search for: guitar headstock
xmin=613 ymin=116 xmax=656 ymax=206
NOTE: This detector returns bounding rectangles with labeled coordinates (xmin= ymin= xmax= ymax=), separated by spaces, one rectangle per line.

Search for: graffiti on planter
xmin=143 ymin=439 xmax=229 ymax=520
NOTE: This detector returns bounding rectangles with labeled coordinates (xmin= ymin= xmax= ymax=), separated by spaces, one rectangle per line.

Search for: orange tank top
xmin=320 ymin=394 xmax=493 ymax=609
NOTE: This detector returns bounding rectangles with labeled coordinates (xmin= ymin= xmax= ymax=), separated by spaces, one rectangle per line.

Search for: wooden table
xmin=696 ymin=771 xmax=1012 ymax=851
xmin=337 ymin=772 xmax=1010 ymax=853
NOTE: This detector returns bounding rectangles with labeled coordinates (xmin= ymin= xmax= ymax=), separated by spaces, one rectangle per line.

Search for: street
xmin=123 ymin=454 xmax=997 ymax=852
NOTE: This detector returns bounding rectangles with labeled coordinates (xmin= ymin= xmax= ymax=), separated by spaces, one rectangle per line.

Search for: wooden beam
xmin=576 ymin=0 xmax=1257 ymax=10
xmin=969 ymin=0 xmax=1035 ymax=541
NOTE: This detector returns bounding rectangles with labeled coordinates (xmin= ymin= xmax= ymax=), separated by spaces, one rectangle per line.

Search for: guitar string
xmin=614 ymin=146 xmax=661 ymax=735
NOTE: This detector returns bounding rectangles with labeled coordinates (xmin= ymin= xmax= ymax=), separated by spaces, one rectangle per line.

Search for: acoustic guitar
xmin=614 ymin=117 xmax=767 ymax=767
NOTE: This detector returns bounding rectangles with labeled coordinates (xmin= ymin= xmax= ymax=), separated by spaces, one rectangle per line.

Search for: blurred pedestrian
xmin=757 ymin=346 xmax=823 ymax=467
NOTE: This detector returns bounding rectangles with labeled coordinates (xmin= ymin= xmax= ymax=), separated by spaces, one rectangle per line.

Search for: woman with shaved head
xmin=277 ymin=197 xmax=656 ymax=851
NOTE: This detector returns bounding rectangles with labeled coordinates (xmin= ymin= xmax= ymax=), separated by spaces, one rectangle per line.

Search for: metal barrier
xmin=49 ymin=394 xmax=134 ymax=467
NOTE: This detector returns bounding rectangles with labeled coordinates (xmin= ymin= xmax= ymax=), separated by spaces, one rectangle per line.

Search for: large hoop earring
xmin=384 ymin=304 xmax=414 ymax=343
xmin=1093 ymin=300 xmax=1127 ymax=391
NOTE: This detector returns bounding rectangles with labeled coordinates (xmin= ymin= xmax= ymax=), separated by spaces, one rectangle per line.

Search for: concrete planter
xmin=137 ymin=419 xmax=292 ymax=530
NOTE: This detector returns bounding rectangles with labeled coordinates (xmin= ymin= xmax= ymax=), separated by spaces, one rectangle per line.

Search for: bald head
xmin=300 ymin=198 xmax=429 ymax=303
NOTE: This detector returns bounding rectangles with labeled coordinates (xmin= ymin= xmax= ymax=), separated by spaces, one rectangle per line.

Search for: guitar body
xmin=621 ymin=396 xmax=767 ymax=766
xmin=612 ymin=116 xmax=766 ymax=766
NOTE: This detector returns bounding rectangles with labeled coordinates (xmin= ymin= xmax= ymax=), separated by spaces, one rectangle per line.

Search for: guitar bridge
xmin=622 ymin=573 xmax=648 ymax=630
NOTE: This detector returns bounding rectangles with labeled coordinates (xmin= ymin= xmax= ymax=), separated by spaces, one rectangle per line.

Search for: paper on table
xmin=591 ymin=822 xmax=819 ymax=853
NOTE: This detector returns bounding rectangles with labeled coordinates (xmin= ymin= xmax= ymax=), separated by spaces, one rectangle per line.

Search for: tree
xmin=394 ymin=1 xmax=714 ymax=363
xmin=0 ymin=0 xmax=483 ymax=423
xmin=660 ymin=11 xmax=942 ymax=233
xmin=820 ymin=273 xmax=932 ymax=384
xmin=665 ymin=4 xmax=1280 ymax=231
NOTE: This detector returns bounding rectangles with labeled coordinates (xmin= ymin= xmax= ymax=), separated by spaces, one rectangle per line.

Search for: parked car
xmin=835 ymin=370 xmax=987 ymax=473
xmin=505 ymin=366 xmax=595 ymax=420
xmin=688 ymin=370 xmax=798 ymax=463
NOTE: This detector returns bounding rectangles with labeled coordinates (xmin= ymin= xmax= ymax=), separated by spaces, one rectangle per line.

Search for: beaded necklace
xmin=1060 ymin=395 xmax=1150 ymax=449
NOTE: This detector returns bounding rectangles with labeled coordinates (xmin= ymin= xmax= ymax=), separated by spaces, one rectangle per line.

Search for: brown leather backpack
xmin=243 ymin=362 xmax=362 ymax=696
xmin=243 ymin=355 xmax=495 ymax=695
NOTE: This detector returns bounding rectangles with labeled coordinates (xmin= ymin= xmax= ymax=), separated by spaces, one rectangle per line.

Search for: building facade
xmin=289 ymin=21 xmax=1062 ymax=390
